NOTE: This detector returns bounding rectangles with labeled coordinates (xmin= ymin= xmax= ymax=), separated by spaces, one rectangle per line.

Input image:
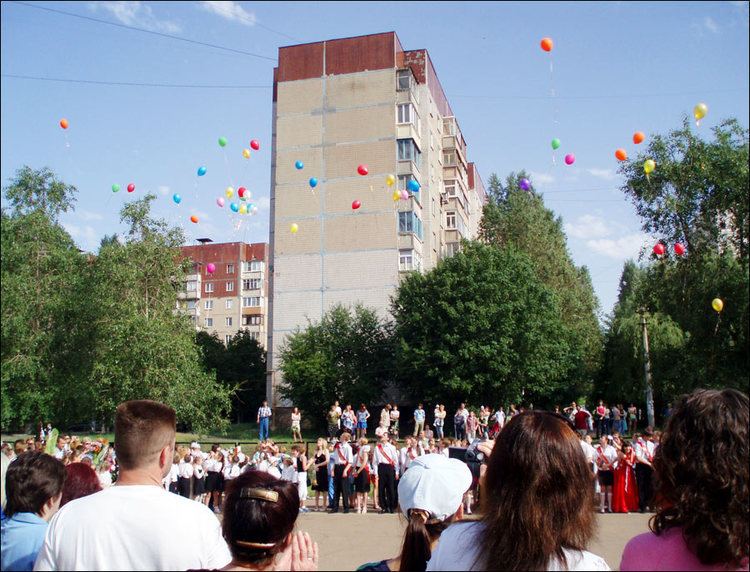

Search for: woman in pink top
xmin=620 ymin=388 xmax=749 ymax=571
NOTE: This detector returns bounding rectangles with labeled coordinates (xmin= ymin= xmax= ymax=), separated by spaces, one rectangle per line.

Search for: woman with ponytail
xmin=357 ymin=454 xmax=471 ymax=572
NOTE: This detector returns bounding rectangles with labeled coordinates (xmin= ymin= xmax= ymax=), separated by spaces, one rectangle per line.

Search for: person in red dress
xmin=613 ymin=441 xmax=640 ymax=513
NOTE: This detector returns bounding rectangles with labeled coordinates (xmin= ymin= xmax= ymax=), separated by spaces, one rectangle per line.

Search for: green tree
xmin=392 ymin=242 xmax=570 ymax=407
xmin=278 ymin=304 xmax=393 ymax=427
xmin=224 ymin=331 xmax=267 ymax=422
xmin=1 ymin=167 xmax=84 ymax=430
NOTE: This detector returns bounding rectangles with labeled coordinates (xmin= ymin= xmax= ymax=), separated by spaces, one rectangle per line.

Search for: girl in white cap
xmin=357 ymin=453 xmax=471 ymax=572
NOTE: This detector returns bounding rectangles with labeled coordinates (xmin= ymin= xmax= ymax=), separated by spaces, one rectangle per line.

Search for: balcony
xmin=397 ymin=160 xmax=421 ymax=179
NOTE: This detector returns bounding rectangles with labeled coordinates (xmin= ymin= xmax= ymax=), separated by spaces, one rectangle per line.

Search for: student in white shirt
xmin=596 ymin=435 xmax=618 ymax=513
xmin=177 ymin=453 xmax=194 ymax=498
xmin=372 ymin=432 xmax=399 ymax=513
xmin=329 ymin=433 xmax=353 ymax=513
xmin=427 ymin=411 xmax=610 ymax=571
xmin=34 ymin=400 xmax=231 ymax=571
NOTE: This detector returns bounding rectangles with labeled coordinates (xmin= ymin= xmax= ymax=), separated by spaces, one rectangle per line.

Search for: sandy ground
xmin=293 ymin=508 xmax=650 ymax=571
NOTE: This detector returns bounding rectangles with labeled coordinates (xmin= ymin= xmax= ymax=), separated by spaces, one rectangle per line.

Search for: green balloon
xmin=112 ymin=184 xmax=120 ymax=193
xmin=218 ymin=136 xmax=227 ymax=147
xmin=551 ymin=138 xmax=561 ymax=150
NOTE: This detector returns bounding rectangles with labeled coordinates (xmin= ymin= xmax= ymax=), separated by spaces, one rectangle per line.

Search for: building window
xmin=445 ymin=181 xmax=457 ymax=197
xmin=397 ymin=103 xmax=412 ymax=124
xmin=226 ymin=281 xmax=234 ymax=292
xmin=399 ymin=249 xmax=421 ymax=272
xmin=242 ymin=315 xmax=263 ymax=326
xmin=398 ymin=212 xmax=424 ymax=240
xmin=432 ymin=197 xmax=437 ymax=217
xmin=446 ymin=211 xmax=457 ymax=230
xmin=185 ymin=280 xmax=197 ymax=292
xmin=204 ymin=300 xmax=213 ymax=310
xmin=226 ymin=317 xmax=233 ymax=327
xmin=397 ymin=69 xmax=412 ymax=91
xmin=397 ymin=138 xmax=421 ymax=166
xmin=443 ymin=118 xmax=456 ymax=135
xmin=445 ymin=242 xmax=460 ymax=257
xmin=243 ymin=278 xmax=261 ymax=290
xmin=205 ymin=283 xmax=214 ymax=293
xmin=443 ymin=150 xmax=457 ymax=167
xmin=225 ymin=334 xmax=232 ymax=345
xmin=226 ymin=299 xmax=233 ymax=310
xmin=248 ymin=332 xmax=260 ymax=341
xmin=204 ymin=317 xmax=213 ymax=327
xmin=242 ymin=261 xmax=263 ymax=272
xmin=186 ymin=300 xmax=196 ymax=310
xmin=227 ymin=263 xmax=235 ymax=274
xmin=242 ymin=297 xmax=261 ymax=308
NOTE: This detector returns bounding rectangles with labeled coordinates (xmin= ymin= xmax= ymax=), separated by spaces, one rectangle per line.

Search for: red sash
xmin=377 ymin=444 xmax=395 ymax=466
xmin=596 ymin=446 xmax=614 ymax=470
xmin=334 ymin=443 xmax=351 ymax=476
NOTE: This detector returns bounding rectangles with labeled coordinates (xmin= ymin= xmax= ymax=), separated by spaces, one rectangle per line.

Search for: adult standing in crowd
xmin=620 ymin=389 xmax=749 ymax=571
xmin=60 ymin=463 xmax=101 ymax=508
xmin=413 ymin=403 xmax=426 ymax=437
xmin=427 ymin=411 xmax=609 ymax=571
xmin=357 ymin=404 xmax=371 ymax=439
xmin=634 ymin=428 xmax=656 ymax=513
xmin=574 ymin=406 xmax=592 ymax=436
xmin=327 ymin=405 xmax=340 ymax=439
xmin=433 ymin=405 xmax=446 ymax=440
xmin=330 ymin=433 xmax=353 ymax=514
xmin=373 ymin=430 xmax=399 ymax=514
xmin=257 ymin=400 xmax=272 ymax=442
xmin=311 ymin=438 xmax=329 ymax=512
xmin=1 ymin=452 xmax=65 ymax=572
xmin=34 ymin=400 xmax=231 ymax=571
xmin=379 ymin=404 xmax=392 ymax=433
xmin=291 ymin=407 xmax=302 ymax=443
xmin=612 ymin=442 xmax=639 ymax=513
xmin=358 ymin=454 xmax=472 ymax=572
xmin=596 ymin=435 xmax=618 ymax=513
xmin=389 ymin=405 xmax=400 ymax=439
xmin=453 ymin=407 xmax=466 ymax=441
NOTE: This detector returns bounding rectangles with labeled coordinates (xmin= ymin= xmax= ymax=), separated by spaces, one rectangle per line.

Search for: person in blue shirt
xmin=1 ymin=451 xmax=65 ymax=571
xmin=413 ymin=403 xmax=426 ymax=437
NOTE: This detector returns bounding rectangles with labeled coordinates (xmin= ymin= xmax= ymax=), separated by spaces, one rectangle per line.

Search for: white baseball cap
xmin=397 ymin=453 xmax=472 ymax=522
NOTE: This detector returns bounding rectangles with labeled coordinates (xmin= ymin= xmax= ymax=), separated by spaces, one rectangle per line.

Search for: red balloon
xmin=250 ymin=140 xmax=260 ymax=151
xmin=540 ymin=37 xmax=553 ymax=52
xmin=357 ymin=164 xmax=368 ymax=176
xmin=59 ymin=118 xmax=69 ymax=130
xmin=238 ymin=187 xmax=246 ymax=198
xmin=674 ymin=242 xmax=686 ymax=256
xmin=352 ymin=200 xmax=361 ymax=210
xmin=653 ymin=243 xmax=665 ymax=256
xmin=127 ymin=183 xmax=135 ymax=193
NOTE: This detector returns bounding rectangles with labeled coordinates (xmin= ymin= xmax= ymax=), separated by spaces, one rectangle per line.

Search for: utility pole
xmin=639 ymin=309 xmax=655 ymax=428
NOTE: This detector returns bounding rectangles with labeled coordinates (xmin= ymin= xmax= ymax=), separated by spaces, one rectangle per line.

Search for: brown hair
xmin=651 ymin=388 xmax=749 ymax=567
xmin=222 ymin=471 xmax=299 ymax=565
xmin=477 ymin=411 xmax=595 ymax=571
xmin=5 ymin=451 xmax=66 ymax=517
xmin=399 ymin=509 xmax=457 ymax=572
xmin=114 ymin=400 xmax=176 ymax=470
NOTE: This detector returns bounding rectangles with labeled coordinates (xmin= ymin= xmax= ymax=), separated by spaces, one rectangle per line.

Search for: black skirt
xmin=598 ymin=470 xmax=614 ymax=487
xmin=205 ymin=471 xmax=221 ymax=492
xmin=178 ymin=476 xmax=191 ymax=497
xmin=313 ymin=466 xmax=329 ymax=492
xmin=355 ymin=468 xmax=370 ymax=493
xmin=193 ymin=475 xmax=206 ymax=496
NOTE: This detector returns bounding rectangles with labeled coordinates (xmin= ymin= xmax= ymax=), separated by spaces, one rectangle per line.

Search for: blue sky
xmin=1 ymin=1 xmax=748 ymax=316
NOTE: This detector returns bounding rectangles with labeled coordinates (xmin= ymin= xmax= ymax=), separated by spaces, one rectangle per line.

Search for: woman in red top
xmin=612 ymin=441 xmax=639 ymax=513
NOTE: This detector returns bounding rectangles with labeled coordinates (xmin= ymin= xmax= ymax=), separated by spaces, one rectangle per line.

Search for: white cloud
xmin=157 ymin=185 xmax=170 ymax=197
xmin=200 ymin=1 xmax=256 ymax=26
xmin=62 ymin=222 xmax=99 ymax=252
xmin=586 ymin=232 xmax=651 ymax=260
xmin=565 ymin=214 xmax=611 ymax=240
xmin=529 ymin=171 xmax=555 ymax=186
xmin=703 ymin=16 xmax=720 ymax=33
xmin=89 ymin=2 xmax=182 ymax=34
xmin=586 ymin=168 xmax=618 ymax=181
xmin=78 ymin=210 xmax=104 ymax=222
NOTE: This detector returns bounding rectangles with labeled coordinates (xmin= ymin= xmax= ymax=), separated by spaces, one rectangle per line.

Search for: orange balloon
xmin=59 ymin=118 xmax=69 ymax=129
xmin=540 ymin=37 xmax=553 ymax=52
xmin=615 ymin=149 xmax=628 ymax=161
xmin=633 ymin=132 xmax=645 ymax=145
xmin=190 ymin=215 xmax=199 ymax=224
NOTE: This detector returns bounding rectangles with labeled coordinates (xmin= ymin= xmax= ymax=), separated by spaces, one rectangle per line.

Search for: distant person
xmin=1 ymin=452 xmax=65 ymax=572
xmin=257 ymin=400 xmax=272 ymax=442
xmin=414 ymin=403 xmax=426 ymax=437
xmin=358 ymin=454 xmax=471 ymax=572
xmin=620 ymin=389 xmax=749 ymax=571
xmin=427 ymin=411 xmax=609 ymax=571
xmin=60 ymin=463 xmax=102 ymax=507
xmin=219 ymin=470 xmax=318 ymax=571
xmin=291 ymin=407 xmax=302 ymax=443
xmin=34 ymin=400 xmax=231 ymax=570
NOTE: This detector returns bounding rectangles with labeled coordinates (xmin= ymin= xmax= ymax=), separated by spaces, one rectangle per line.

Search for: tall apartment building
xmin=267 ymin=32 xmax=486 ymax=405
xmin=177 ymin=241 xmax=268 ymax=346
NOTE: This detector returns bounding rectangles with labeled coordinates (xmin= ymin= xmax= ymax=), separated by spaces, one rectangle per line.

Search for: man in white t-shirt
xmin=34 ymin=400 xmax=231 ymax=571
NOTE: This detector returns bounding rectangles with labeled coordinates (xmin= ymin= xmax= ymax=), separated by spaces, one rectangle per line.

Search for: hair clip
xmin=240 ymin=487 xmax=279 ymax=503
xmin=235 ymin=540 xmax=277 ymax=549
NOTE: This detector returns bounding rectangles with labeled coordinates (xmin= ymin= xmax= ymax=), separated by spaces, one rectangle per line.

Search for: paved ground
xmin=294 ymin=509 xmax=650 ymax=570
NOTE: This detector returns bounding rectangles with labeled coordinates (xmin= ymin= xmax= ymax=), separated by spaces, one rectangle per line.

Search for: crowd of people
xmin=0 ymin=388 xmax=747 ymax=571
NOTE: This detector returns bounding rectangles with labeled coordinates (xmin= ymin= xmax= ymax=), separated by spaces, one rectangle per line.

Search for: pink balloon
xmin=216 ymin=197 xmax=225 ymax=207
xmin=564 ymin=154 xmax=576 ymax=165
xmin=400 ymin=190 xmax=409 ymax=200
xmin=206 ymin=263 xmax=216 ymax=274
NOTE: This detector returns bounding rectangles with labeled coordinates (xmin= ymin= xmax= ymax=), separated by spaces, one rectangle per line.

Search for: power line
xmin=2 ymin=73 xmax=272 ymax=89
xmin=8 ymin=1 xmax=277 ymax=62
xmin=452 ymin=88 xmax=747 ymax=101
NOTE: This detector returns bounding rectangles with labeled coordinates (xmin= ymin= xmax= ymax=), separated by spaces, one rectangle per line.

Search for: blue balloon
xmin=173 ymin=193 xmax=182 ymax=204
xmin=295 ymin=160 xmax=304 ymax=170
xmin=407 ymin=179 xmax=420 ymax=192
xmin=197 ymin=166 xmax=207 ymax=177
xmin=309 ymin=177 xmax=318 ymax=188
xmin=230 ymin=202 xmax=239 ymax=212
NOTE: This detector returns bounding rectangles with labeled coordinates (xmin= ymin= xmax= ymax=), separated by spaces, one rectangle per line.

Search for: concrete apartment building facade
xmin=267 ymin=32 xmax=486 ymax=405
xmin=177 ymin=242 xmax=269 ymax=346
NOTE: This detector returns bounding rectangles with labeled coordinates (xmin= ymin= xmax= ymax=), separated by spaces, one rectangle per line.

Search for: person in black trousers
xmin=374 ymin=432 xmax=399 ymax=513
xmin=330 ymin=433 xmax=353 ymax=513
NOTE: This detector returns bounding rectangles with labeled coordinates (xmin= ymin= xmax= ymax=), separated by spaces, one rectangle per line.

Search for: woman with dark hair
xmin=217 ymin=471 xmax=318 ymax=571
xmin=60 ymin=462 xmax=102 ymax=507
xmin=427 ymin=411 xmax=610 ymax=571
xmin=612 ymin=442 xmax=639 ymax=513
xmin=620 ymin=388 xmax=749 ymax=571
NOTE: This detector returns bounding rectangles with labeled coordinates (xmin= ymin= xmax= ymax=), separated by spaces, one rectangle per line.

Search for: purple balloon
xmin=519 ymin=178 xmax=531 ymax=191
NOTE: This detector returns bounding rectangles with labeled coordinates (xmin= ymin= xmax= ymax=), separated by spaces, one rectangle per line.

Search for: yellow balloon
xmin=694 ymin=102 xmax=708 ymax=121
xmin=242 ymin=148 xmax=251 ymax=159
xmin=386 ymin=174 xmax=396 ymax=187
xmin=290 ymin=223 xmax=299 ymax=234
xmin=712 ymin=298 xmax=724 ymax=313
xmin=644 ymin=159 xmax=656 ymax=175
xmin=225 ymin=187 xmax=234 ymax=198
xmin=239 ymin=203 xmax=248 ymax=214
xmin=392 ymin=190 xmax=401 ymax=201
